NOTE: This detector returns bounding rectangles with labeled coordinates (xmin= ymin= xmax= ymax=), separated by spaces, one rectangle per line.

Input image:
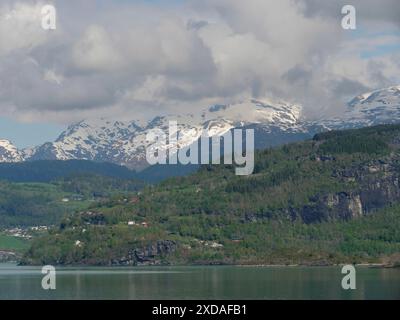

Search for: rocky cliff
xmin=292 ymin=157 xmax=400 ymax=223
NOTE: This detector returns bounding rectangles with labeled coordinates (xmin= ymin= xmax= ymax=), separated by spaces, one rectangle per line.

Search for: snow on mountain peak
xmin=349 ymin=85 xmax=400 ymax=107
xmin=0 ymin=139 xmax=23 ymax=162
xmin=2 ymin=87 xmax=399 ymax=169
xmin=318 ymin=85 xmax=400 ymax=130
xmin=204 ymin=99 xmax=303 ymax=127
xmin=24 ymin=98 xmax=303 ymax=169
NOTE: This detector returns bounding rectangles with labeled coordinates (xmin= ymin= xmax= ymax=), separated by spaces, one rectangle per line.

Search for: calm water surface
xmin=0 ymin=263 xmax=399 ymax=300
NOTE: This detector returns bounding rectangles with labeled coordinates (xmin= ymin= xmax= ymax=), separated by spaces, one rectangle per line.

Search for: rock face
xmin=134 ymin=240 xmax=177 ymax=264
xmin=111 ymin=240 xmax=177 ymax=266
xmin=292 ymin=158 xmax=400 ymax=224
xmin=0 ymin=250 xmax=18 ymax=262
xmin=236 ymin=152 xmax=400 ymax=224
xmin=295 ymin=192 xmax=365 ymax=224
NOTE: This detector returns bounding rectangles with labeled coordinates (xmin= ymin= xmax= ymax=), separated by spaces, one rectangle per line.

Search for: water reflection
xmin=0 ymin=264 xmax=399 ymax=300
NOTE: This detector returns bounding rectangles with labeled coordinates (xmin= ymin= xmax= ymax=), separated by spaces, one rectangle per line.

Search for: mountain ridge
xmin=2 ymin=85 xmax=400 ymax=170
xmin=0 ymin=139 xmax=24 ymax=162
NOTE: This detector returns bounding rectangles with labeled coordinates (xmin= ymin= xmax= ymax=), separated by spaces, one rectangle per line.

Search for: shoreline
xmin=7 ymin=261 xmax=399 ymax=269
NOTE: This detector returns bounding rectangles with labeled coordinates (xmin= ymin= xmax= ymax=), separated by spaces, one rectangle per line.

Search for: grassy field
xmin=0 ymin=233 xmax=30 ymax=252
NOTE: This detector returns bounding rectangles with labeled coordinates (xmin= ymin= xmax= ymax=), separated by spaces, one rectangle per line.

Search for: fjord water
xmin=0 ymin=264 xmax=399 ymax=300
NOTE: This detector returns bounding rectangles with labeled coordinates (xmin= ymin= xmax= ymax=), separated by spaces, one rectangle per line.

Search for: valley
xmin=0 ymin=173 xmax=144 ymax=261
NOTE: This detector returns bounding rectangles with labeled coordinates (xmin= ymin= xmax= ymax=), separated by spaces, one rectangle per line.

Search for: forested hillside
xmin=23 ymin=125 xmax=400 ymax=266
xmin=0 ymin=174 xmax=144 ymax=228
xmin=0 ymin=160 xmax=137 ymax=182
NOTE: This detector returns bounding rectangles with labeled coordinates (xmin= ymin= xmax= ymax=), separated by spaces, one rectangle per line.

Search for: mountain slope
xmin=23 ymin=124 xmax=400 ymax=266
xmin=2 ymin=85 xmax=400 ymax=171
xmin=26 ymin=99 xmax=306 ymax=170
xmin=322 ymin=85 xmax=400 ymax=129
xmin=0 ymin=160 xmax=138 ymax=183
xmin=0 ymin=140 xmax=23 ymax=162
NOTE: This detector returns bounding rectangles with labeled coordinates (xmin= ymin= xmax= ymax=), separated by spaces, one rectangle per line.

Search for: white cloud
xmin=72 ymin=25 xmax=124 ymax=72
xmin=43 ymin=69 xmax=63 ymax=85
xmin=0 ymin=0 xmax=399 ymax=124
xmin=0 ymin=1 xmax=52 ymax=56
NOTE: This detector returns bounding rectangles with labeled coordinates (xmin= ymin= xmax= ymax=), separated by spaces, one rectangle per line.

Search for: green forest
xmin=0 ymin=174 xmax=143 ymax=228
xmin=1 ymin=124 xmax=400 ymax=267
xmin=20 ymin=124 xmax=400 ymax=266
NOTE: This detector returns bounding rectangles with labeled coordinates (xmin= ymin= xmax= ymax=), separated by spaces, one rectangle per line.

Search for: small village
xmin=2 ymin=226 xmax=49 ymax=240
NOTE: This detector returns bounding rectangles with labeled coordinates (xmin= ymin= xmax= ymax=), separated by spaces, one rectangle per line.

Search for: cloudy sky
xmin=1 ymin=0 xmax=400 ymax=147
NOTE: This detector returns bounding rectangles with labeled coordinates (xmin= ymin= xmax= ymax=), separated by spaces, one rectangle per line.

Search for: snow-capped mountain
xmin=0 ymin=139 xmax=24 ymax=162
xmin=321 ymin=85 xmax=400 ymax=129
xmin=27 ymin=98 xmax=305 ymax=169
xmin=1 ymin=85 xmax=400 ymax=169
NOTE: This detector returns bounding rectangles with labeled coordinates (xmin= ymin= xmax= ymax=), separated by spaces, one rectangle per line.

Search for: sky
xmin=0 ymin=0 xmax=400 ymax=148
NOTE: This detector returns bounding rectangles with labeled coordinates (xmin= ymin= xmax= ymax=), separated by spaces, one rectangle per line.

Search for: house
xmin=210 ymin=242 xmax=224 ymax=248
xmin=128 ymin=221 xmax=136 ymax=226
xmin=231 ymin=236 xmax=244 ymax=243
xmin=75 ymin=240 xmax=83 ymax=247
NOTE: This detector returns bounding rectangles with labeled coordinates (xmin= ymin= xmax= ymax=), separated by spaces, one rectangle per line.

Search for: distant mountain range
xmin=0 ymin=139 xmax=24 ymax=163
xmin=319 ymin=85 xmax=400 ymax=129
xmin=1 ymin=85 xmax=400 ymax=170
